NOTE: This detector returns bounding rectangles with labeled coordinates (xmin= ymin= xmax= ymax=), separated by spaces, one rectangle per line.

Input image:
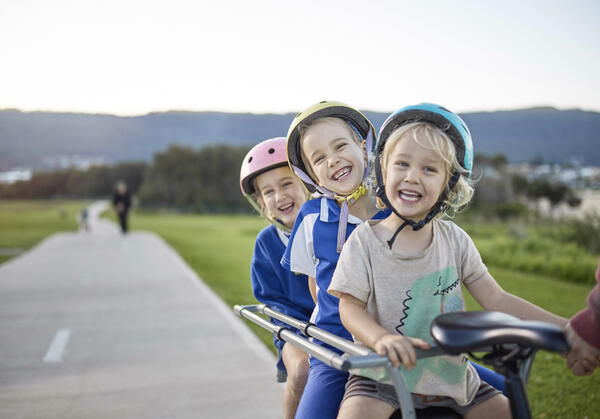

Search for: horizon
xmin=2 ymin=104 xmax=599 ymax=118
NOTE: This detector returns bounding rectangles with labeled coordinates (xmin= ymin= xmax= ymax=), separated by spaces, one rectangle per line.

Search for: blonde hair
xmin=298 ymin=117 xmax=364 ymax=181
xmin=377 ymin=122 xmax=474 ymax=218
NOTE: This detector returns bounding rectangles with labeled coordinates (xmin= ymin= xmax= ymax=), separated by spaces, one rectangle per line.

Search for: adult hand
xmin=565 ymin=322 xmax=600 ymax=376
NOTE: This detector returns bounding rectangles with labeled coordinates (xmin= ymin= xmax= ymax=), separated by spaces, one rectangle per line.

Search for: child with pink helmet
xmin=240 ymin=137 xmax=315 ymax=419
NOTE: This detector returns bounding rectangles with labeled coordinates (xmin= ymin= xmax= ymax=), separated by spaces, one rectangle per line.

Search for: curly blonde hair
xmin=377 ymin=122 xmax=474 ymax=218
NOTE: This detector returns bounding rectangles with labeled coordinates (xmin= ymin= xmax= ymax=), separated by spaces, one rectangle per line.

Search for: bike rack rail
xmin=234 ymin=304 xmax=549 ymax=419
xmin=234 ymin=303 xmax=446 ymax=419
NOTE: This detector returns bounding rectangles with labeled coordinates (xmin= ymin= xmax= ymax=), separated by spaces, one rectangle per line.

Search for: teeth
xmin=399 ymin=191 xmax=420 ymax=202
xmin=333 ymin=167 xmax=350 ymax=180
xmin=279 ymin=203 xmax=293 ymax=211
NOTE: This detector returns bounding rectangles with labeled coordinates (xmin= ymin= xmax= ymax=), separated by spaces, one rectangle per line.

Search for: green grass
xmin=125 ymin=210 xmax=598 ymax=418
xmin=459 ymin=218 xmax=598 ymax=285
xmin=462 ymin=268 xmax=599 ymax=418
xmin=3 ymin=201 xmax=598 ymax=418
xmin=0 ymin=200 xmax=88 ymax=264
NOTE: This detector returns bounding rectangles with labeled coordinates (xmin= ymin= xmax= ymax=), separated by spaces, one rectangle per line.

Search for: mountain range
xmin=1 ymin=107 xmax=598 ymax=171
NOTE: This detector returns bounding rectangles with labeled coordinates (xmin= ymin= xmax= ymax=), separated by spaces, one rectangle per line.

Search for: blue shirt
xmin=251 ymin=224 xmax=315 ymax=327
xmin=282 ymin=197 xmax=389 ymax=351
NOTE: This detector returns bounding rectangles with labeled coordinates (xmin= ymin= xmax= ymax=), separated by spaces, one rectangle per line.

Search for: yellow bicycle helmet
xmin=286 ymin=100 xmax=375 ymax=193
xmin=286 ymin=101 xmax=377 ymax=252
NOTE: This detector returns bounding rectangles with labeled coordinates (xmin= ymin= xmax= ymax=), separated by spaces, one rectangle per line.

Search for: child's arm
xmin=466 ymin=272 xmax=568 ymax=328
xmin=338 ymin=292 xmax=430 ymax=369
xmin=308 ymin=276 xmax=317 ymax=304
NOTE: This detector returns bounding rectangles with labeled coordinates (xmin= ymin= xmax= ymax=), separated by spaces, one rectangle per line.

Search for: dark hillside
xmin=1 ymin=107 xmax=598 ymax=170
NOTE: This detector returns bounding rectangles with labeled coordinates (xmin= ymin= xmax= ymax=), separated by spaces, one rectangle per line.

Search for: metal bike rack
xmin=234 ymin=304 xmax=565 ymax=419
xmin=234 ymin=303 xmax=446 ymax=419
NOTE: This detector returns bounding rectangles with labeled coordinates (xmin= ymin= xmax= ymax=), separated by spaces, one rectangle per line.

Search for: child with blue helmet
xmin=328 ymin=104 xmax=568 ymax=418
xmin=240 ymin=137 xmax=315 ymax=419
xmin=283 ymin=101 xmax=506 ymax=419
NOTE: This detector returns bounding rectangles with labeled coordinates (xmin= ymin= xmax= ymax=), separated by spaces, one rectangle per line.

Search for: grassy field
xmin=124 ymin=210 xmax=599 ymax=419
xmin=2 ymin=201 xmax=599 ymax=417
xmin=0 ymin=200 xmax=88 ymax=264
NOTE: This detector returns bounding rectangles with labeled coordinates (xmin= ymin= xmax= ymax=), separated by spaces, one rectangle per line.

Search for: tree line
xmin=0 ymin=145 xmax=581 ymax=216
xmin=0 ymin=145 xmax=251 ymax=212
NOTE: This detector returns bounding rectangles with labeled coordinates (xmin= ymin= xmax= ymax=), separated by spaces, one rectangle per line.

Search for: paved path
xmin=0 ymin=202 xmax=283 ymax=418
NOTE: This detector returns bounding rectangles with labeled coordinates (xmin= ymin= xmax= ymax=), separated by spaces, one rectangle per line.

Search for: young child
xmin=282 ymin=101 xmax=390 ymax=419
xmin=239 ymin=137 xmax=315 ymax=419
xmin=328 ymin=104 xmax=568 ymax=419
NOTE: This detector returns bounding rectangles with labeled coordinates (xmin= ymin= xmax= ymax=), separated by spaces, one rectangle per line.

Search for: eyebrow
xmin=393 ymin=153 xmax=443 ymax=165
xmin=307 ymin=137 xmax=347 ymax=159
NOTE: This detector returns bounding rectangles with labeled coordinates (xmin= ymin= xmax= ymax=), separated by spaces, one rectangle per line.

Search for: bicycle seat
xmin=430 ymin=311 xmax=568 ymax=355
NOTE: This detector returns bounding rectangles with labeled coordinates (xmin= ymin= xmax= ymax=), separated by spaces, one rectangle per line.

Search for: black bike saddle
xmin=430 ymin=311 xmax=569 ymax=355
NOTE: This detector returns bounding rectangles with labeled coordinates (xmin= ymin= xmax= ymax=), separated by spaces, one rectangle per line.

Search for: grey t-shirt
xmin=329 ymin=219 xmax=487 ymax=405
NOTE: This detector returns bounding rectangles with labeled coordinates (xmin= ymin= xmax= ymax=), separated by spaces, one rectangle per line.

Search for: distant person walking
xmin=113 ymin=181 xmax=131 ymax=234
xmin=78 ymin=207 xmax=90 ymax=232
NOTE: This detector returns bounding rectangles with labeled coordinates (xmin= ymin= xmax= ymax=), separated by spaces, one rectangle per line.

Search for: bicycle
xmin=234 ymin=304 xmax=568 ymax=419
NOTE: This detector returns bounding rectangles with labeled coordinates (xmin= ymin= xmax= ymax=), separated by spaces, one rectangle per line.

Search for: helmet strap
xmin=293 ymin=126 xmax=375 ymax=253
xmin=334 ymin=181 xmax=368 ymax=206
xmin=376 ymin=155 xmax=460 ymax=249
xmin=333 ymin=181 xmax=368 ymax=252
xmin=244 ymin=194 xmax=292 ymax=234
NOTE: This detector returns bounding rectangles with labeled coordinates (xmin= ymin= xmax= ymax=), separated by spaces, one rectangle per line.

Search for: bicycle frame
xmin=234 ymin=304 xmax=547 ymax=419
xmin=235 ymin=303 xmax=447 ymax=419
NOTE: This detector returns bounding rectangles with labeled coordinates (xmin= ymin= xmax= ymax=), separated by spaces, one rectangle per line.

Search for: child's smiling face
xmin=384 ymin=133 xmax=447 ymax=222
xmin=301 ymin=118 xmax=366 ymax=196
xmin=255 ymin=166 xmax=307 ymax=229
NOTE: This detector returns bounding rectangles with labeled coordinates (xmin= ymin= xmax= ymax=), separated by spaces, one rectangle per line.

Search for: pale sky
xmin=1 ymin=0 xmax=598 ymax=115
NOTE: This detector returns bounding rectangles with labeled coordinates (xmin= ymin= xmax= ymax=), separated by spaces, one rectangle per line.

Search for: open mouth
xmin=398 ymin=190 xmax=421 ymax=202
xmin=332 ymin=166 xmax=352 ymax=181
xmin=278 ymin=202 xmax=295 ymax=213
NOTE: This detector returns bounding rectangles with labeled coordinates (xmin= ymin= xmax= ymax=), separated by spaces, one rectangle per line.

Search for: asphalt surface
xmin=0 ymin=201 xmax=283 ymax=418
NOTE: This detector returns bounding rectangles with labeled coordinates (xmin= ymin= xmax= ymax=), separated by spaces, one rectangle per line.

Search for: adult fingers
xmin=571 ymin=362 xmax=587 ymax=376
xmin=581 ymin=358 xmax=598 ymax=373
xmin=566 ymin=352 xmax=579 ymax=369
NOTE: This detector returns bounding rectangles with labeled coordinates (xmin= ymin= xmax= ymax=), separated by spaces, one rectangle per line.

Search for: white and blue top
xmin=252 ymin=224 xmax=315 ymax=330
xmin=281 ymin=197 xmax=389 ymax=352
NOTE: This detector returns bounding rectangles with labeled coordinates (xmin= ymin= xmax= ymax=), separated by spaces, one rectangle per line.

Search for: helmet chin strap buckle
xmin=335 ymin=182 xmax=368 ymax=207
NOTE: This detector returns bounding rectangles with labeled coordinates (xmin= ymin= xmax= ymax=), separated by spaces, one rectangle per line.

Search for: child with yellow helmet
xmin=281 ymin=101 xmax=390 ymax=419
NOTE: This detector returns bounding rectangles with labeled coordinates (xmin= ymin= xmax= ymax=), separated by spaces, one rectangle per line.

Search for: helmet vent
xmin=268 ymin=148 xmax=275 ymax=154
xmin=248 ymin=156 xmax=253 ymax=163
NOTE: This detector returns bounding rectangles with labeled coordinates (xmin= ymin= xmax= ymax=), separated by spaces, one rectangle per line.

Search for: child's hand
xmin=374 ymin=334 xmax=430 ymax=369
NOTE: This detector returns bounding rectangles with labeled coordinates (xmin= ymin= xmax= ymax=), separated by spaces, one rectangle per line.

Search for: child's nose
xmin=404 ymin=167 xmax=420 ymax=183
xmin=327 ymin=155 xmax=340 ymax=167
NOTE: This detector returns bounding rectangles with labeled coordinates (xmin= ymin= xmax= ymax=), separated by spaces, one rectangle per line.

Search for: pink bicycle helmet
xmin=240 ymin=137 xmax=289 ymax=195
